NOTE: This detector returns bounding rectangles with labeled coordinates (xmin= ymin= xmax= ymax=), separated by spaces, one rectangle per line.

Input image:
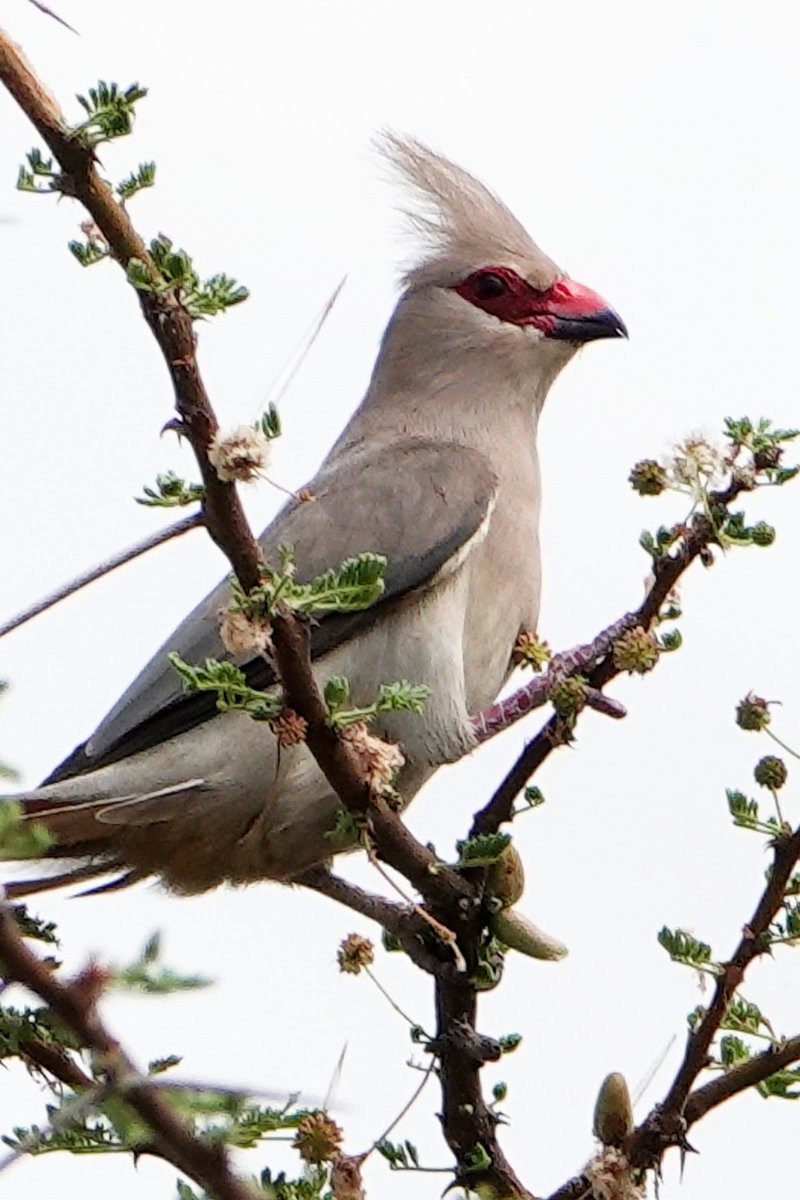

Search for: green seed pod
xmin=593 ymin=1072 xmax=634 ymax=1146
xmin=490 ymin=908 xmax=568 ymax=962
xmin=486 ymin=843 xmax=526 ymax=908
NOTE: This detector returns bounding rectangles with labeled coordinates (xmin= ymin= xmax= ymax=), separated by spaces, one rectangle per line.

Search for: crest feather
xmin=378 ymin=132 xmax=559 ymax=290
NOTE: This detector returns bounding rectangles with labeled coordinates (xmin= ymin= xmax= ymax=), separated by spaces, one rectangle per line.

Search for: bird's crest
xmin=378 ymin=132 xmax=559 ymax=290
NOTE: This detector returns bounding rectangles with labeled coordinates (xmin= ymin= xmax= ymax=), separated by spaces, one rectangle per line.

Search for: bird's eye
xmin=472 ymin=271 xmax=510 ymax=300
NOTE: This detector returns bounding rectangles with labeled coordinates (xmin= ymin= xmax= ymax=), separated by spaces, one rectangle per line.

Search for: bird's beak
xmin=539 ymin=278 xmax=628 ymax=343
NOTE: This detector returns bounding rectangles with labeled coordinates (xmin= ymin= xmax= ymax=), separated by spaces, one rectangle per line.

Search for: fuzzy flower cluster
xmin=208 ymin=424 xmax=271 ymax=483
xmin=329 ymin=1154 xmax=366 ymax=1200
xmin=549 ymin=676 xmax=587 ymax=721
xmin=270 ymin=708 xmax=309 ymax=747
xmin=337 ymin=933 xmax=375 ymax=975
xmin=584 ymin=1148 xmax=645 ymax=1200
xmin=736 ymin=692 xmax=771 ymax=732
xmin=754 ymin=755 xmax=788 ymax=791
xmin=671 ymin=435 xmax=727 ymax=489
xmin=612 ymin=626 xmax=660 ymax=675
xmin=341 ymin=722 xmax=404 ymax=794
xmin=629 ymin=435 xmax=728 ymax=499
xmin=513 ymin=629 xmax=551 ymax=671
xmin=218 ymin=606 xmax=272 ymax=656
xmin=292 ymin=1111 xmax=343 ymax=1164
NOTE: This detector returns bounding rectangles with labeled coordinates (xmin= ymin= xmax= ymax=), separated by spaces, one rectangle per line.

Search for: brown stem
xmin=657 ymin=822 xmax=800 ymax=1121
xmin=18 ymin=1036 xmax=95 ymax=1091
xmin=434 ymin=971 xmax=533 ymax=1199
xmin=296 ymin=867 xmax=461 ymax=979
xmin=684 ymin=1032 xmax=800 ymax=1123
xmin=0 ymin=904 xmax=256 ymax=1200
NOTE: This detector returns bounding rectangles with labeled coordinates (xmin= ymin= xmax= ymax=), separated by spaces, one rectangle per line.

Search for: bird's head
xmin=378 ymin=134 xmax=626 ymax=401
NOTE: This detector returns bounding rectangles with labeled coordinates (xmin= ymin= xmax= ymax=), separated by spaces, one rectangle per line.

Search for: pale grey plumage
xmin=5 ymin=135 xmax=625 ymax=896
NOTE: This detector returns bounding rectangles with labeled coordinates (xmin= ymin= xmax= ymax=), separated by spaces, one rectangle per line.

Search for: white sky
xmin=1 ymin=2 xmax=799 ymax=1197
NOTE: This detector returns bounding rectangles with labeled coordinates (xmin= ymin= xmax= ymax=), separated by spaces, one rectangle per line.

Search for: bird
xmin=3 ymin=134 xmax=626 ymax=897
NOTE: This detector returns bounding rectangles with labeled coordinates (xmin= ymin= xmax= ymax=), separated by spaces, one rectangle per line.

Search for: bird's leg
xmin=470 ymin=614 xmax=636 ymax=745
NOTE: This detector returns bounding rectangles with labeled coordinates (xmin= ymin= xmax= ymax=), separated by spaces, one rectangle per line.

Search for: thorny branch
xmin=472 ymin=482 xmax=748 ymax=838
xmin=0 ymin=26 xmax=478 ymax=1193
xmin=658 ymin=823 xmax=800 ymax=1121
xmin=546 ymin=820 xmax=800 ymax=1200
xmin=2 ymin=26 xmax=798 ymax=1200
xmin=0 ymin=903 xmax=256 ymax=1200
xmin=0 ymin=27 xmax=469 ymax=915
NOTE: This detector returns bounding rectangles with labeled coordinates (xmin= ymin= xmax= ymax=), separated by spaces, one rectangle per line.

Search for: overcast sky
xmin=2 ymin=3 xmax=800 ymax=1198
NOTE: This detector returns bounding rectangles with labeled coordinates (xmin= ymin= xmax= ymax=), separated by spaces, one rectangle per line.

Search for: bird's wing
xmin=45 ymin=439 xmax=497 ymax=782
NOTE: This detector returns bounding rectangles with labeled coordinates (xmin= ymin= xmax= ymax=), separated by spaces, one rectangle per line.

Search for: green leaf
xmin=116 ymin=161 xmax=156 ymax=201
xmin=136 ymin=471 xmax=204 ymax=508
xmin=498 ymin=1033 xmax=522 ymax=1054
xmin=73 ymin=81 xmax=148 ymax=147
xmin=456 ymin=832 xmax=511 ymax=868
xmin=109 ymin=933 xmax=211 ymax=994
xmin=148 ymin=1055 xmax=182 ymax=1076
xmin=176 ymin=1182 xmax=201 ymax=1200
xmin=259 ymin=403 xmax=282 ymax=440
xmin=289 ymin=553 xmax=387 ymax=615
xmin=0 ymin=801 xmax=53 ymax=861
xmin=657 ymin=926 xmax=721 ymax=974
xmin=68 ymin=238 xmax=109 ymax=268
xmin=10 ymin=905 xmax=59 ymax=947
xmin=721 ymin=995 xmax=774 ymax=1040
xmin=323 ymin=675 xmax=350 ymax=714
xmin=758 ymin=1064 xmax=800 ymax=1100
xmin=16 ymin=148 xmax=60 ymax=194
xmin=719 ymin=1034 xmax=752 ymax=1068
xmin=169 ymin=655 xmax=281 ymax=722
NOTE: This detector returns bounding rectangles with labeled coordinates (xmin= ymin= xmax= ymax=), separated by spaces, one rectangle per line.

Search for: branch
xmin=684 ymin=1033 xmax=800 ymax=1124
xmin=0 ymin=512 xmax=202 ymax=639
xmin=546 ymin=820 xmax=800 ymax=1198
xmin=0 ymin=31 xmax=471 ymax=919
xmin=472 ymin=488 xmax=746 ymax=838
xmin=0 ymin=29 xmax=260 ymax=588
xmin=297 ymin=866 xmax=461 ymax=979
xmin=655 ymin=820 xmax=800 ymax=1122
xmin=0 ymin=903 xmax=256 ymax=1199
xmin=434 ymin=971 xmax=533 ymax=1199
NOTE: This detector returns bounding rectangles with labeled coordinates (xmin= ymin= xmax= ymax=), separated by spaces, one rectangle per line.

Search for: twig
xmin=0 ymin=30 xmax=471 ymax=916
xmin=546 ymin=1030 xmax=800 ymax=1200
xmin=471 ymin=492 xmax=746 ymax=838
xmin=655 ymin=821 xmax=800 ymax=1123
xmin=15 ymin=1035 xmax=94 ymax=1091
xmin=0 ymin=512 xmax=202 ymax=639
xmin=0 ymin=903 xmax=256 ymax=1199
xmin=360 ymin=1059 xmax=436 ymax=1159
xmin=296 ymin=867 xmax=461 ymax=980
xmin=547 ymin=823 xmax=800 ymax=1196
xmin=683 ymin=1032 xmax=800 ymax=1124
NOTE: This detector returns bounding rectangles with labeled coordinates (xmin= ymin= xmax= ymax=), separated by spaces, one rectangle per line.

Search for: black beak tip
xmin=549 ymin=307 xmax=628 ymax=344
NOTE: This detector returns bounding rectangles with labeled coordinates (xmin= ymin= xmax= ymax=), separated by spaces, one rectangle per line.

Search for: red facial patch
xmin=453 ymin=267 xmax=611 ymax=333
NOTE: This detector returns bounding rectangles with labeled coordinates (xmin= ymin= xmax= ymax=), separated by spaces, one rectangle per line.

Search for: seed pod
xmin=490 ymin=908 xmax=568 ymax=961
xmin=593 ymin=1072 xmax=634 ymax=1146
xmin=486 ymin=843 xmax=525 ymax=908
